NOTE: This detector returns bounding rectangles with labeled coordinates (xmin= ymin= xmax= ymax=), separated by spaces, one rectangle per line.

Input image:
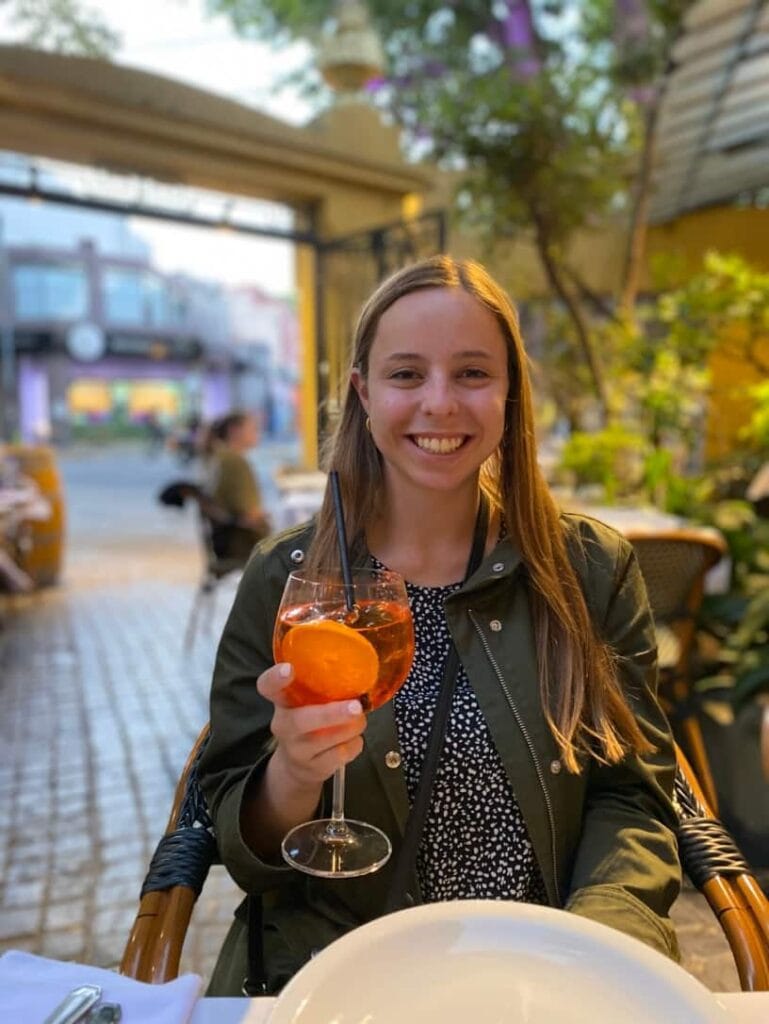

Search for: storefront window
xmin=12 ymin=263 xmax=89 ymax=320
xmin=102 ymin=268 xmax=178 ymax=328
xmin=67 ymin=378 xmax=184 ymax=440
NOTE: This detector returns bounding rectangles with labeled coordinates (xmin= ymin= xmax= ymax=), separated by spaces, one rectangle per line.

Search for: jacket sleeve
xmin=197 ymin=545 xmax=295 ymax=894
xmin=565 ymin=533 xmax=682 ymax=960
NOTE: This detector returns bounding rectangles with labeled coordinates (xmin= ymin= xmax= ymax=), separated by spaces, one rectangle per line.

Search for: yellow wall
xmin=647 ymin=208 xmax=769 ymax=278
xmin=648 ymin=208 xmax=769 ymax=459
xmin=706 ymin=328 xmax=769 ymax=462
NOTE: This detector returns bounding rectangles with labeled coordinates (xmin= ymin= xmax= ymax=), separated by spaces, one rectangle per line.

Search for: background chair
xmin=158 ymin=481 xmax=247 ymax=649
xmin=121 ymin=724 xmax=769 ymax=990
xmin=626 ymin=528 xmax=728 ymax=811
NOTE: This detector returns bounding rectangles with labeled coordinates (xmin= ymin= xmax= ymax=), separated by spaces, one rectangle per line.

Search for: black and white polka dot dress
xmin=379 ymin=562 xmax=548 ymax=904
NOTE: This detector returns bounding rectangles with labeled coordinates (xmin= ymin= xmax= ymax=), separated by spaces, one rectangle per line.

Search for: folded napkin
xmin=0 ymin=950 xmax=202 ymax=1023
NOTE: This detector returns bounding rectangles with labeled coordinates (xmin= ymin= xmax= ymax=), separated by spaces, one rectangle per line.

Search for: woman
xmin=199 ymin=257 xmax=681 ymax=995
xmin=202 ymin=411 xmax=270 ymax=561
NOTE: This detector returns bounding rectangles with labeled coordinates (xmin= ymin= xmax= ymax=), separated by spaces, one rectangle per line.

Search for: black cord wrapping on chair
xmin=140 ymin=827 xmax=217 ymax=898
xmin=140 ymin=745 xmax=219 ymax=899
xmin=674 ymin=767 xmax=750 ymax=890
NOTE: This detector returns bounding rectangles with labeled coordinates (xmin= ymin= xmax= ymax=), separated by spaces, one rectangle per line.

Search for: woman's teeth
xmin=414 ymin=436 xmax=465 ymax=454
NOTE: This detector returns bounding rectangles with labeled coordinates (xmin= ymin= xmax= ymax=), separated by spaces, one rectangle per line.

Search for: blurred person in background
xmin=202 ymin=411 xmax=271 ymax=561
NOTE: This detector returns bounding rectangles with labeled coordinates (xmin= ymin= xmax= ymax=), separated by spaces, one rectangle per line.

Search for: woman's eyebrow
xmin=382 ymin=351 xmax=423 ymax=362
xmin=382 ymin=349 xmax=494 ymax=361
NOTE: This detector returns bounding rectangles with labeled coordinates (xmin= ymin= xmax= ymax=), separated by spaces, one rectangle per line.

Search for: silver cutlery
xmin=86 ymin=1003 xmax=122 ymax=1023
xmin=42 ymin=984 xmax=102 ymax=1024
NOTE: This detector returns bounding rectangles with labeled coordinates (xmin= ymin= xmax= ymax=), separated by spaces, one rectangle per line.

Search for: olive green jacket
xmin=199 ymin=514 xmax=681 ymax=995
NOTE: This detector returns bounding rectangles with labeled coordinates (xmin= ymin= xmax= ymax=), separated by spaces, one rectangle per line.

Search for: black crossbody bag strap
xmin=384 ymin=493 xmax=490 ymax=914
xmin=243 ymin=893 xmax=266 ymax=995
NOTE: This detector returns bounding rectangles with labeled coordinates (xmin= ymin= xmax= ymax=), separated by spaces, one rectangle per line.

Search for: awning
xmin=651 ymin=0 xmax=769 ymax=222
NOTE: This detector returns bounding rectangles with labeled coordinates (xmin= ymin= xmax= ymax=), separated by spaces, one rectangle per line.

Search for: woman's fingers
xmin=272 ymin=701 xmax=365 ymax=752
xmin=256 ymin=662 xmax=295 ymax=705
xmin=256 ymin=662 xmax=367 ymax=786
xmin=285 ymin=699 xmax=364 ymax=737
xmin=307 ymin=736 xmax=365 ymax=779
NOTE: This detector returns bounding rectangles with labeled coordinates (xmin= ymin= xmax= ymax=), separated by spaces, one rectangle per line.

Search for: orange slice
xmin=283 ymin=619 xmax=379 ymax=701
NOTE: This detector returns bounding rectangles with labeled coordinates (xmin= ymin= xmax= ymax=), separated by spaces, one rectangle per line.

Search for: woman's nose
xmin=421 ymin=377 xmax=458 ymax=417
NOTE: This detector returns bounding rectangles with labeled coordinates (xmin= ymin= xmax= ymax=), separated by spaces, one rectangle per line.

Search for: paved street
xmin=0 ymin=443 xmax=743 ymax=991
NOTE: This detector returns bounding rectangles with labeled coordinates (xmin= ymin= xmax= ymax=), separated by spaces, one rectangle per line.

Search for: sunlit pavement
xmin=0 ymin=443 xmax=740 ymax=990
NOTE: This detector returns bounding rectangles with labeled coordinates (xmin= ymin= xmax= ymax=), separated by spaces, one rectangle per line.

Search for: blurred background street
xmin=0 ymin=441 xmax=297 ymax=982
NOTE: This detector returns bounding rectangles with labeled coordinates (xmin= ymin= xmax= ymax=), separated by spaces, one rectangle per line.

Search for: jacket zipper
xmin=468 ymin=609 xmax=561 ymax=906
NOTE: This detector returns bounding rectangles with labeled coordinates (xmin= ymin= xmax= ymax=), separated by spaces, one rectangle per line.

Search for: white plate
xmin=270 ymin=900 xmax=727 ymax=1023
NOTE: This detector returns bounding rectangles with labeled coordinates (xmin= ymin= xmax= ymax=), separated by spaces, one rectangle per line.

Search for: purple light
xmin=496 ymin=1 xmax=541 ymax=80
xmin=364 ymin=75 xmax=388 ymax=94
xmin=630 ymin=83 xmax=659 ymax=106
xmin=614 ymin=0 xmax=650 ymax=48
xmin=501 ymin=0 xmax=535 ymax=50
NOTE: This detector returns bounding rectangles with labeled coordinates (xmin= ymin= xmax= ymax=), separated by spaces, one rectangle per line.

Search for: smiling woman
xmin=198 ymin=255 xmax=682 ymax=996
xmin=351 ymin=287 xmax=509 ymax=523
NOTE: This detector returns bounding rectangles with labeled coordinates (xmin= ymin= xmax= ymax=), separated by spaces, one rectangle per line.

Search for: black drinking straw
xmin=329 ymin=469 xmax=355 ymax=612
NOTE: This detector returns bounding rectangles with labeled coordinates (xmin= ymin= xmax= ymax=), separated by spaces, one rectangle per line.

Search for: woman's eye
xmin=389 ymin=368 xmax=421 ymax=381
xmin=460 ymin=367 xmax=490 ymax=379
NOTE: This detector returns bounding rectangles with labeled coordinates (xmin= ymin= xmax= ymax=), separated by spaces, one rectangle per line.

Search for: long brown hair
xmin=306 ymin=255 xmax=652 ymax=772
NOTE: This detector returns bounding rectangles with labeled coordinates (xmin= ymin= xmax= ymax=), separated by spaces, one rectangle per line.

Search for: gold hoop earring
xmin=365 ymin=416 xmax=372 ymax=433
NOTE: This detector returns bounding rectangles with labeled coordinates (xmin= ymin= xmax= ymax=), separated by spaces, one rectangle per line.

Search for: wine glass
xmin=273 ymin=568 xmax=415 ymax=877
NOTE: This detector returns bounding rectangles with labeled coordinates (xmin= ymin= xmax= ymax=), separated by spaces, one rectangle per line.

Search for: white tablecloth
xmin=189 ymin=992 xmax=769 ymax=1023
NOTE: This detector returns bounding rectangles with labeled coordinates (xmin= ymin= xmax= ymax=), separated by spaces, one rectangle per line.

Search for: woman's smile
xmin=410 ymin=434 xmax=470 ymax=455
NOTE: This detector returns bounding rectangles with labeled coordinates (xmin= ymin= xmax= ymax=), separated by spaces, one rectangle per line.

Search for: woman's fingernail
xmin=278 ymin=663 xmax=292 ymax=679
xmin=347 ymin=700 xmax=362 ymax=715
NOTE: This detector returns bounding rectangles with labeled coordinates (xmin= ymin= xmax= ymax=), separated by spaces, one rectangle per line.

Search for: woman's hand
xmin=258 ymin=662 xmax=367 ymax=788
xmin=241 ymin=662 xmax=367 ymax=858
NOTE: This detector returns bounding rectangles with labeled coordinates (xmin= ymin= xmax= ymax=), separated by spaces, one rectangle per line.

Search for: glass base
xmin=281 ymin=817 xmax=392 ymax=878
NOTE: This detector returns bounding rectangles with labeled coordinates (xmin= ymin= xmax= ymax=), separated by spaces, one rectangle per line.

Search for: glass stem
xmin=324 ymin=765 xmax=350 ymax=840
xmin=331 ymin=765 xmax=346 ymax=822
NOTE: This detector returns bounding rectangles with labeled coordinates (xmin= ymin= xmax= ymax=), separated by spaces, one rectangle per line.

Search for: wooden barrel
xmin=7 ymin=444 xmax=66 ymax=587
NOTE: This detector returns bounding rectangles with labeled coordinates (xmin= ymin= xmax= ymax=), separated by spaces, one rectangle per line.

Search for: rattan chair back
xmin=626 ymin=529 xmax=726 ymax=627
xmin=626 ymin=528 xmax=727 ymax=810
xmin=120 ymin=725 xmax=216 ymax=983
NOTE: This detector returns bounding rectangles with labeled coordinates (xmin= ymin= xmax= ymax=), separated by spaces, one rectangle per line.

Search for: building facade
xmin=2 ymin=217 xmax=298 ymax=444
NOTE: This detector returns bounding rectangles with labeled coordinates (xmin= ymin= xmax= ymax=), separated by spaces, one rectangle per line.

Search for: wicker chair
xmin=626 ymin=528 xmax=728 ymax=811
xmin=120 ymin=726 xmax=217 ymax=984
xmin=675 ymin=743 xmax=769 ymax=990
xmin=120 ymin=724 xmax=769 ymax=990
xmin=158 ymin=481 xmax=247 ymax=649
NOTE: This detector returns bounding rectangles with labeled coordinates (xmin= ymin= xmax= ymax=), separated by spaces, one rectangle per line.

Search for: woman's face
xmin=230 ymin=415 xmax=259 ymax=450
xmin=352 ymin=287 xmax=510 ymax=498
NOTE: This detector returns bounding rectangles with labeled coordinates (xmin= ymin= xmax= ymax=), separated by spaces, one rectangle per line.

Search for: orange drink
xmin=274 ymin=599 xmax=414 ymax=710
xmin=272 ymin=568 xmax=414 ymax=877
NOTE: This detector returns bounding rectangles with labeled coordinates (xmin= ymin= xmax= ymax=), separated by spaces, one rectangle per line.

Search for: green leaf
xmin=732 ymin=664 xmax=769 ymax=709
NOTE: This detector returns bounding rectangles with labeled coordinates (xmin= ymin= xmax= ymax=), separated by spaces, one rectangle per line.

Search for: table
xmin=272 ymin=472 xmax=326 ymax=531
xmin=189 ymin=992 xmax=769 ymax=1022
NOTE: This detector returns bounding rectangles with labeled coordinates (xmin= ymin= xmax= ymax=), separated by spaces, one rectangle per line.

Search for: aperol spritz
xmin=273 ymin=569 xmax=414 ymax=877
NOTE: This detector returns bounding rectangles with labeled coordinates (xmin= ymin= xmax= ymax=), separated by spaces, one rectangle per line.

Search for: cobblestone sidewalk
xmin=0 ymin=447 xmax=743 ymax=991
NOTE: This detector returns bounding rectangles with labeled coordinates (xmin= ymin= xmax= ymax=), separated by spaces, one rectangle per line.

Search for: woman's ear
xmin=350 ymin=368 xmax=369 ymax=409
